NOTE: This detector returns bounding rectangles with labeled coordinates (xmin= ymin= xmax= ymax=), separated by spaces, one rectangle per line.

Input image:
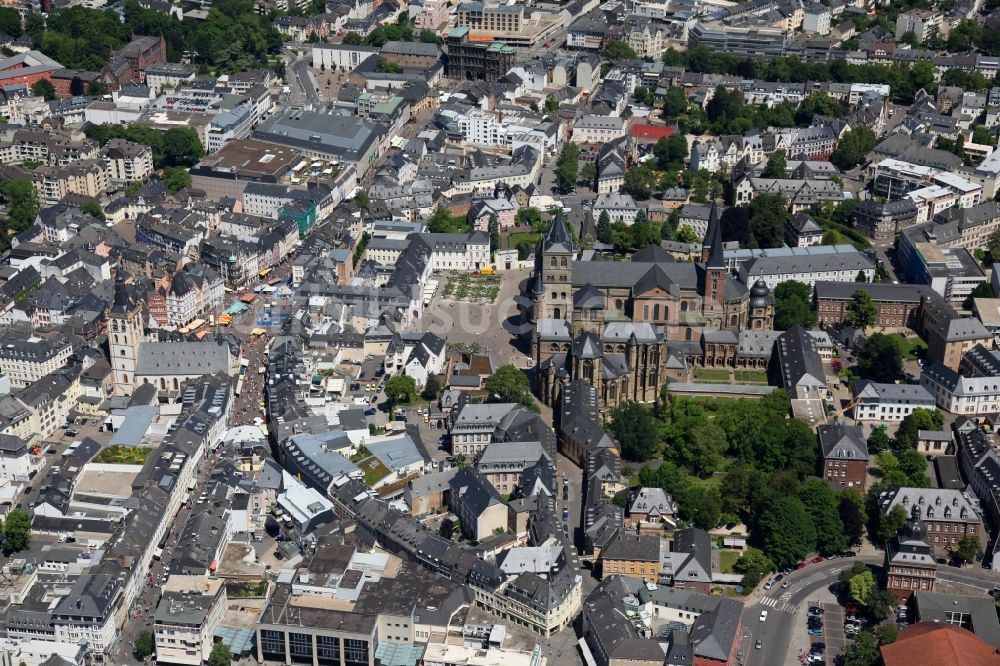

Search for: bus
xmin=235 ymin=378 xmax=244 ymax=396
xmin=187 ymin=318 xmax=205 ymax=332
xmin=259 ymin=268 xmax=272 ymax=279
xmin=239 ymin=358 xmax=250 ymax=376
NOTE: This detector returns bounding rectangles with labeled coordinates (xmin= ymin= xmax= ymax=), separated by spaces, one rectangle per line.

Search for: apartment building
xmin=0 ymin=334 xmax=73 ymax=388
xmin=851 ymin=381 xmax=936 ymax=422
xmin=103 ymin=138 xmax=153 ymax=182
xmin=154 ymin=577 xmax=227 ymax=666
xmin=879 ymin=487 xmax=985 ymax=557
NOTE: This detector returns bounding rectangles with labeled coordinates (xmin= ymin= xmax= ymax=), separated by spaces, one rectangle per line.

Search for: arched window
xmin=685 ymin=328 xmax=693 ymax=341
xmin=730 ymin=314 xmax=738 ymax=326
xmin=643 ymin=305 xmax=649 ymax=320
xmin=122 ymin=374 xmax=128 ymax=383
xmin=160 ymin=378 xmax=167 ymax=390
xmin=583 ymin=359 xmax=593 ymax=381
xmin=550 ymin=256 xmax=557 ymax=267
xmin=173 ymin=378 xmax=179 ymax=390
xmin=653 ymin=304 xmax=660 ymax=320
xmin=120 ymin=349 xmax=125 ymax=356
xmin=560 ymin=257 xmax=567 ymax=267
xmin=649 ymin=368 xmax=657 ymax=386
xmin=681 ymin=301 xmax=688 ymax=312
xmin=615 ymin=299 xmax=623 ymax=310
xmin=553 ymin=307 xmax=561 ymax=319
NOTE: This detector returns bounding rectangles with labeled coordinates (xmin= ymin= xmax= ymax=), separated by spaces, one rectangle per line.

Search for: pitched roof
xmin=882 ymin=623 xmax=1000 ymax=666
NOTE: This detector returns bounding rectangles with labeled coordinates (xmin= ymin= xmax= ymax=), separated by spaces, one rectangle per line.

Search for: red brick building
xmin=0 ymin=51 xmax=63 ymax=91
xmin=818 ymin=423 xmax=869 ymax=491
xmin=885 ymin=516 xmax=937 ymax=603
xmin=100 ymin=35 xmax=167 ymax=89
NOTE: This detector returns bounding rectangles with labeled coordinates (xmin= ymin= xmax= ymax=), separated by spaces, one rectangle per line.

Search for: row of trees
xmin=662 ymin=47 xmax=941 ymax=105
xmin=83 ymin=124 xmax=205 ymax=170
xmin=29 ymin=0 xmax=283 ymax=74
xmin=596 ymin=209 xmax=664 ymax=252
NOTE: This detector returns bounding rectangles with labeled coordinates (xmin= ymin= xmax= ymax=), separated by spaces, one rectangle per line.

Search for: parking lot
xmin=820 ymin=602 xmax=846 ymax=664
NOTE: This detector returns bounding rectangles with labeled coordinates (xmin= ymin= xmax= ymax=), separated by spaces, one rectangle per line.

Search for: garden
xmin=442 ymin=272 xmax=501 ymax=302
xmin=93 ymin=445 xmax=152 ymax=465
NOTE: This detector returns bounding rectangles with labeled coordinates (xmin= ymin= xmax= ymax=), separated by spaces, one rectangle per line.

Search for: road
xmin=288 ymin=55 xmax=320 ymax=105
xmin=742 ymin=555 xmax=1000 ymax=666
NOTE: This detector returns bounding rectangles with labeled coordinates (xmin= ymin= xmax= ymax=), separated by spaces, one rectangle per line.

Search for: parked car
xmin=759 ymin=611 xmax=768 ymax=622
xmin=811 ymin=556 xmax=825 ymax=564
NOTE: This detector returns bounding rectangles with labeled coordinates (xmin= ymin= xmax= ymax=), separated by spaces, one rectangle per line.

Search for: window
xmin=261 ymin=630 xmax=286 ymax=660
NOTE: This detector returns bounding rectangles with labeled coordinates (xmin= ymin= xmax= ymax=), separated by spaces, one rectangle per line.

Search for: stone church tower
xmin=108 ymin=272 xmax=143 ymax=396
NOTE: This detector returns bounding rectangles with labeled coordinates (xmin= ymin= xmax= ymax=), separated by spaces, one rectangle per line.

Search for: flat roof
xmin=192 ymin=139 xmax=300 ymax=178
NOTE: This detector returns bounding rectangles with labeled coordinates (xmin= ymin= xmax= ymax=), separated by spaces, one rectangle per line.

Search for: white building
xmin=0 ymin=335 xmax=73 ymax=389
xmin=921 ymin=362 xmax=1000 ymax=415
xmin=103 ymin=139 xmax=154 ymax=183
xmin=738 ymin=248 xmax=875 ymax=290
xmin=571 ymin=115 xmax=626 ymax=144
xmin=154 ymin=577 xmax=228 ymax=666
xmin=851 ymin=380 xmax=936 ymax=422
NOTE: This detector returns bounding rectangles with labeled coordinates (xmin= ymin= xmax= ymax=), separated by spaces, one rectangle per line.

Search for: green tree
xmin=609 ymin=401 xmax=660 ymax=462
xmin=596 ymin=210 xmax=612 ymax=244
xmin=354 ymin=190 xmax=370 ymax=208
xmin=963 ymin=282 xmax=994 ymax=309
xmin=419 ymin=29 xmax=443 ymax=44
xmin=2 ymin=509 xmax=30 ymax=553
xmin=849 ymin=569 xmax=876 ymax=604
xmin=555 ymin=142 xmax=579 ymax=192
xmin=855 ymin=269 xmax=868 ymax=282
xmin=672 ymin=421 xmax=727 ymax=477
xmin=483 ymin=365 xmax=537 ymax=412
xmin=580 ymin=161 xmax=596 ymax=187
xmin=842 ymin=630 xmax=880 ymax=666
xmin=666 ymin=133 xmax=688 ymax=168
xmin=846 ymin=289 xmax=877 ymax=330
xmin=208 ymin=643 xmax=232 ymax=666
xmin=663 ymin=86 xmax=687 ymax=117
xmin=162 ymin=127 xmax=204 ymax=168
xmin=1 ymin=178 xmax=40 ymax=233
xmin=856 ymin=332 xmax=903 ymax=383
xmin=87 ymin=80 xmax=107 ymax=96
xmin=762 ymin=150 xmax=788 ymax=178
xmin=488 ymin=214 xmax=500 ymax=257
xmin=0 ymin=7 xmax=22 ymax=37
xmin=732 ymin=547 xmax=773 ymax=588
xmin=674 ymin=226 xmax=700 ymax=244
xmin=988 ymin=229 xmax=1000 ymax=262
xmin=799 ymin=480 xmax=848 ymax=554
xmin=753 ymin=495 xmax=816 ymax=568
xmin=384 ymin=375 xmax=417 ymax=406
xmin=747 ymin=193 xmax=788 ymax=248
xmin=876 ymin=504 xmax=909 ymax=546
xmin=375 ymin=57 xmax=401 ymax=73
xmin=135 ymin=630 xmax=154 ymax=658
xmin=81 ymin=200 xmax=105 ymax=221
xmin=897 ymin=447 xmax=930 ymax=486
xmin=544 ymin=96 xmax=559 ymax=113
xmin=973 ymin=124 xmax=993 ymax=146
xmin=895 ymin=408 xmax=944 ymax=449
xmin=876 ymin=624 xmax=900 ymax=646
xmin=604 ymin=39 xmax=636 ymax=60
xmin=623 ymin=163 xmax=656 ymax=199
xmin=831 ymin=126 xmax=877 ymax=170
xmin=838 ymin=488 xmax=867 ymax=546
xmin=162 ymin=167 xmax=192 ymax=194
xmin=31 ymin=79 xmax=56 ymax=101
xmin=954 ymin=535 xmax=983 ymax=565
xmin=773 ymin=280 xmax=817 ymax=330
xmin=867 ymin=427 xmax=890 ymax=454
xmin=343 ymin=32 xmax=364 ymax=45
xmin=421 ymin=374 xmax=443 ymax=401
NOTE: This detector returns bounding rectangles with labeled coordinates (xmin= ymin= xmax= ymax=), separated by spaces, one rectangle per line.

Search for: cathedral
xmin=527 ymin=204 xmax=774 ymax=410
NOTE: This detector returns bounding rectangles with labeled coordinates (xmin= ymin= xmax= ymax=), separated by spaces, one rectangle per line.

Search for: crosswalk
xmin=759 ymin=595 xmax=798 ymax=613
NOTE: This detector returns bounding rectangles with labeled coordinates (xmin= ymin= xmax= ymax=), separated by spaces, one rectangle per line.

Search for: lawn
xmin=356 ymin=456 xmax=391 ymax=485
xmin=720 ymin=550 xmax=741 ymax=574
xmin=93 ymin=445 xmax=152 ymax=465
xmin=506 ymin=232 xmax=539 ymax=250
xmin=442 ymin=272 xmax=501 ymax=302
xmin=886 ymin=333 xmax=927 ymax=360
xmin=733 ymin=370 xmax=768 ymax=383
xmin=693 ymin=368 xmax=730 ymax=382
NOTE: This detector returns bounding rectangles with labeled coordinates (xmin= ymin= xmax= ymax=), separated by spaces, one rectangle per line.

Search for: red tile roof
xmin=881 ymin=623 xmax=1000 ymax=666
xmin=630 ymin=124 xmax=675 ymax=140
